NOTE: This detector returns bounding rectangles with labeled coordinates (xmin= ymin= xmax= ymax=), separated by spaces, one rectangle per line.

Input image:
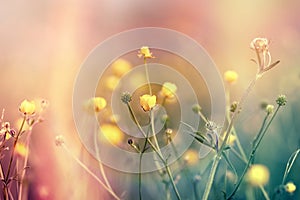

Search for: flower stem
xmin=144 ymin=58 xmax=152 ymax=95
xmin=61 ymin=143 xmax=121 ymax=200
xmin=227 ymin=105 xmax=280 ymax=199
xmin=202 ymin=77 xmax=258 ymax=200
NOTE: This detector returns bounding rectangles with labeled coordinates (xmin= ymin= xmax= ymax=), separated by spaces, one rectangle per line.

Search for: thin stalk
xmin=61 ymin=143 xmax=121 ymax=200
xmin=144 ymin=58 xmax=152 ymax=95
xmin=281 ymin=148 xmax=300 ymax=184
xmin=126 ymin=103 xmax=181 ymax=200
xmin=225 ymin=89 xmax=247 ymax=162
xmin=202 ymin=77 xmax=258 ymax=200
xmin=227 ymin=106 xmax=280 ymax=199
xmin=259 ymin=185 xmax=270 ymax=200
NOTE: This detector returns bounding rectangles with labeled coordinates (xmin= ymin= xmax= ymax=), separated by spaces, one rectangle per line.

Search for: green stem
xmin=281 ymin=148 xmax=300 ymax=184
xmin=126 ymin=103 xmax=181 ymax=200
xmin=227 ymin=106 xmax=280 ymax=199
xmin=144 ymin=58 xmax=152 ymax=95
xmin=202 ymin=77 xmax=258 ymax=200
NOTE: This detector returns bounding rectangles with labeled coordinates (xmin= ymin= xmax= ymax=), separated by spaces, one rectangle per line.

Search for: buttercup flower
xmin=246 ymin=164 xmax=270 ymax=186
xmin=285 ymin=182 xmax=296 ymax=193
xmin=100 ymin=124 xmax=124 ymax=145
xmin=161 ymin=82 xmax=177 ymax=98
xmin=111 ymin=59 xmax=132 ymax=77
xmin=139 ymin=94 xmax=156 ymax=111
xmin=183 ymin=149 xmax=198 ymax=165
xmin=85 ymin=97 xmax=107 ymax=113
xmin=105 ymin=76 xmax=120 ymax=91
xmin=15 ymin=142 xmax=28 ymax=157
xmin=19 ymin=100 xmax=36 ymax=115
xmin=138 ymin=46 xmax=154 ymax=59
xmin=224 ymin=70 xmax=238 ymax=84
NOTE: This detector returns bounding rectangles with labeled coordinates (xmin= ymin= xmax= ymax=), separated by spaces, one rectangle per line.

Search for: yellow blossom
xmin=250 ymin=38 xmax=269 ymax=52
xmin=222 ymin=132 xmax=236 ymax=146
xmin=139 ymin=94 xmax=156 ymax=111
xmin=15 ymin=143 xmax=28 ymax=157
xmin=85 ymin=97 xmax=107 ymax=113
xmin=285 ymin=182 xmax=296 ymax=193
xmin=19 ymin=100 xmax=36 ymax=115
xmin=183 ymin=149 xmax=198 ymax=165
xmin=138 ymin=46 xmax=154 ymax=59
xmin=111 ymin=59 xmax=132 ymax=77
xmin=224 ymin=70 xmax=238 ymax=84
xmin=246 ymin=164 xmax=270 ymax=186
xmin=105 ymin=76 xmax=120 ymax=91
xmin=161 ymin=82 xmax=177 ymax=98
xmin=99 ymin=124 xmax=124 ymax=145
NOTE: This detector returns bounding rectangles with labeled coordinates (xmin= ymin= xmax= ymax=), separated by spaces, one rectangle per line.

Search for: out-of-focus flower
xmin=105 ymin=76 xmax=120 ymax=91
xmin=224 ymin=70 xmax=238 ymax=84
xmin=222 ymin=132 xmax=236 ymax=146
xmin=140 ymin=94 xmax=156 ymax=111
xmin=183 ymin=149 xmax=198 ymax=165
xmin=100 ymin=124 xmax=124 ymax=145
xmin=138 ymin=46 xmax=154 ymax=59
xmin=246 ymin=164 xmax=270 ymax=186
xmin=250 ymin=38 xmax=269 ymax=53
xmin=285 ymin=182 xmax=296 ymax=193
xmin=15 ymin=142 xmax=28 ymax=157
xmin=19 ymin=100 xmax=36 ymax=115
xmin=111 ymin=59 xmax=132 ymax=77
xmin=85 ymin=97 xmax=107 ymax=113
xmin=265 ymin=104 xmax=274 ymax=114
xmin=55 ymin=135 xmax=65 ymax=146
xmin=161 ymin=82 xmax=177 ymax=98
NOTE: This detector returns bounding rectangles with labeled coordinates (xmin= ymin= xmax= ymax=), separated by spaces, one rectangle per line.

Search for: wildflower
xmin=192 ymin=104 xmax=201 ymax=114
xmin=15 ymin=142 xmax=28 ymax=157
xmin=105 ymin=76 xmax=120 ymax=91
xmin=55 ymin=135 xmax=65 ymax=146
xmin=250 ymin=37 xmax=280 ymax=75
xmin=265 ymin=104 xmax=274 ymax=114
xmin=285 ymin=182 xmax=296 ymax=193
xmin=139 ymin=94 xmax=156 ymax=111
xmin=230 ymin=101 xmax=238 ymax=113
xmin=183 ymin=149 xmax=198 ymax=165
xmin=111 ymin=59 xmax=132 ymax=77
xmin=250 ymin=38 xmax=269 ymax=53
xmin=161 ymin=82 xmax=177 ymax=98
xmin=276 ymin=95 xmax=287 ymax=106
xmin=100 ymin=124 xmax=124 ymax=145
xmin=127 ymin=138 xmax=133 ymax=145
xmin=224 ymin=70 xmax=238 ymax=84
xmin=19 ymin=100 xmax=36 ymax=115
xmin=121 ymin=92 xmax=132 ymax=104
xmin=222 ymin=132 xmax=236 ymax=146
xmin=85 ymin=97 xmax=107 ymax=113
xmin=138 ymin=46 xmax=154 ymax=59
xmin=246 ymin=164 xmax=270 ymax=186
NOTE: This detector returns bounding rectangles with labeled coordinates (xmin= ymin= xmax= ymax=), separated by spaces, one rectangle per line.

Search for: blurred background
xmin=0 ymin=0 xmax=300 ymax=199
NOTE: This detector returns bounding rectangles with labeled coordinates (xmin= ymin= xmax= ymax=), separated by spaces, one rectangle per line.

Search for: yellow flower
xmin=224 ymin=70 xmax=238 ymax=84
xmin=15 ymin=142 xmax=28 ymax=157
xmin=246 ymin=164 xmax=270 ymax=186
xmin=183 ymin=149 xmax=198 ymax=165
xmin=111 ymin=59 xmax=132 ymax=77
xmin=105 ymin=76 xmax=120 ymax=91
xmin=161 ymin=82 xmax=177 ymax=98
xmin=285 ymin=182 xmax=296 ymax=193
xmin=139 ymin=94 xmax=156 ymax=111
xmin=99 ymin=124 xmax=124 ymax=145
xmin=138 ymin=46 xmax=154 ymax=59
xmin=250 ymin=38 xmax=269 ymax=53
xmin=222 ymin=132 xmax=236 ymax=146
xmin=19 ymin=100 xmax=36 ymax=115
xmin=85 ymin=97 xmax=107 ymax=113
